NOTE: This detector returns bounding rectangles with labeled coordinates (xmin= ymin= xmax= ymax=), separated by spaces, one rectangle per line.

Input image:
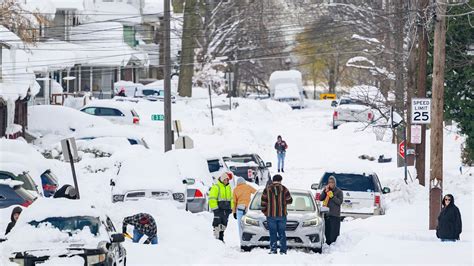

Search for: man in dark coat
xmin=122 ymin=213 xmax=158 ymax=244
xmin=319 ymin=175 xmax=343 ymax=245
xmin=5 ymin=206 xmax=22 ymax=235
xmin=436 ymin=194 xmax=462 ymax=242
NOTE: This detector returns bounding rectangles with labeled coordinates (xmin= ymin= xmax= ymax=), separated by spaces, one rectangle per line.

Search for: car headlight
xmin=302 ymin=217 xmax=321 ymax=227
xmin=243 ymin=216 xmax=259 ymax=226
xmin=112 ymin=194 xmax=124 ymax=202
xmin=10 ymin=258 xmax=24 ymax=266
xmin=87 ymin=254 xmax=106 ymax=264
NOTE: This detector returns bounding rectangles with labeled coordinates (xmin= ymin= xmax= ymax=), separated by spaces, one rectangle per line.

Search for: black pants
xmin=212 ymin=209 xmax=231 ymax=241
xmin=324 ymin=215 xmax=341 ymax=245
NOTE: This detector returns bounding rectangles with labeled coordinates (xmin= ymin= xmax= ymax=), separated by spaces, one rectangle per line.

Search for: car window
xmin=1 ymin=172 xmax=37 ymax=192
xmin=29 ymin=216 xmax=100 ymax=236
xmin=142 ymin=89 xmax=157 ymax=96
xmin=15 ymin=186 xmax=36 ymax=201
xmin=105 ymin=216 xmax=117 ymax=232
xmin=82 ymin=107 xmax=97 ymax=115
xmin=98 ymin=108 xmax=123 ymax=116
xmin=41 ymin=171 xmax=59 ymax=186
xmin=130 ymin=109 xmax=139 ymax=117
xmin=250 ymin=192 xmax=315 ymax=211
xmin=319 ymin=173 xmax=377 ymax=192
xmin=126 ymin=192 xmax=145 ymax=198
xmin=207 ymin=159 xmax=221 ymax=173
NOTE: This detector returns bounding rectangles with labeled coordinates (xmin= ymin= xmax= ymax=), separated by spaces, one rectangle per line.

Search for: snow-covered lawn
xmin=1 ymin=90 xmax=472 ymax=264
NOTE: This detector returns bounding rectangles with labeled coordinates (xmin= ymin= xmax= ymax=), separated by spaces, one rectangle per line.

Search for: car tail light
xmin=333 ymin=111 xmax=338 ymax=119
xmin=368 ymin=112 xmax=373 ymax=121
xmin=21 ymin=200 xmax=33 ymax=207
xmin=43 ymin=184 xmax=57 ymax=192
xmin=315 ymin=192 xmax=321 ymax=201
xmin=133 ymin=117 xmax=140 ymax=124
xmin=226 ymin=172 xmax=233 ymax=180
xmin=374 ymin=195 xmax=381 ymax=206
xmin=194 ymin=189 xmax=204 ymax=198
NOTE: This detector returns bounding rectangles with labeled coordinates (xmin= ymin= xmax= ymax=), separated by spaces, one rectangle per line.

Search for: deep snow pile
xmin=1 ymin=90 xmax=472 ymax=264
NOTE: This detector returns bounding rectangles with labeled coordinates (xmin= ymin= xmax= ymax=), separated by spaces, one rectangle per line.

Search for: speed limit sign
xmin=411 ymin=98 xmax=431 ymax=124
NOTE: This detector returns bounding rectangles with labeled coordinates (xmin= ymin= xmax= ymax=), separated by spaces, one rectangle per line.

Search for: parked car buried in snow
xmin=240 ymin=189 xmax=327 ymax=253
xmin=110 ymin=152 xmax=187 ymax=209
xmin=6 ymin=199 xmax=127 ymax=266
xmin=332 ymin=97 xmax=374 ymax=129
xmin=0 ymin=182 xmax=37 ymax=209
xmin=80 ymin=100 xmax=140 ymax=125
xmin=311 ymin=171 xmax=391 ymax=218
xmin=224 ymin=154 xmax=271 ymax=185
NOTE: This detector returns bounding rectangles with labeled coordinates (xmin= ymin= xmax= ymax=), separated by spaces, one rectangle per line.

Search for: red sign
xmin=399 ymin=140 xmax=405 ymax=159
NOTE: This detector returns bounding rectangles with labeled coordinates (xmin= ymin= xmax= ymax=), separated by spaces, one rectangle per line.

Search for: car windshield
xmin=17 ymin=173 xmax=38 ymax=192
xmin=207 ymin=159 xmax=221 ymax=173
xmin=319 ymin=173 xmax=377 ymax=192
xmin=339 ymin=98 xmax=365 ymax=105
xmin=142 ymin=89 xmax=158 ymax=96
xmin=250 ymin=192 xmax=316 ymax=212
xmin=29 ymin=216 xmax=100 ymax=236
xmin=228 ymin=156 xmax=255 ymax=163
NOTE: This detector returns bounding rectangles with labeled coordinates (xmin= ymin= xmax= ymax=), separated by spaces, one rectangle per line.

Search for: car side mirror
xmin=183 ymin=178 xmax=195 ymax=185
xmin=111 ymin=233 xmax=125 ymax=243
xmin=310 ymin=183 xmax=319 ymax=190
xmin=110 ymin=179 xmax=115 ymax=187
xmin=265 ymin=162 xmax=272 ymax=167
xmin=331 ymin=100 xmax=338 ymax=107
xmin=320 ymin=206 xmax=329 ymax=214
xmin=382 ymin=187 xmax=391 ymax=194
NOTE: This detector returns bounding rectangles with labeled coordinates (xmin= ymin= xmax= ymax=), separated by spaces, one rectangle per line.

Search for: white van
xmin=269 ymin=70 xmax=305 ymax=109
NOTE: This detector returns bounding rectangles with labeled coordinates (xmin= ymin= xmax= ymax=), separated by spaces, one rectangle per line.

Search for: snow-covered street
xmin=1 ymin=93 xmax=471 ymax=265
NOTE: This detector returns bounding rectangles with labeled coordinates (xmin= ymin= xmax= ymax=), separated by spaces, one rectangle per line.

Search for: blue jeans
xmin=133 ymin=228 xmax=158 ymax=244
xmin=277 ymin=152 xmax=286 ymax=170
xmin=237 ymin=209 xmax=245 ymax=239
xmin=267 ymin=216 xmax=287 ymax=253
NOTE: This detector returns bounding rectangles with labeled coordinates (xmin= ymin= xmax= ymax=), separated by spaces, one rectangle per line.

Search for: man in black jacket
xmin=5 ymin=206 xmax=22 ymax=235
xmin=437 ymin=194 xmax=462 ymax=242
xmin=122 ymin=213 xmax=158 ymax=244
xmin=319 ymin=175 xmax=343 ymax=245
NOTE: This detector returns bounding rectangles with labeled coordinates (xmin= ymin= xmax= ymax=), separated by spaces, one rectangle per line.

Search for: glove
xmin=327 ymin=191 xmax=334 ymax=198
xmin=233 ymin=213 xmax=237 ymax=219
xmin=143 ymin=239 xmax=151 ymax=244
xmin=123 ymin=232 xmax=132 ymax=239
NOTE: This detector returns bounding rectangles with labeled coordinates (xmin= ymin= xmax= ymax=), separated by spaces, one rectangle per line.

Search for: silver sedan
xmin=240 ymin=189 xmax=328 ymax=253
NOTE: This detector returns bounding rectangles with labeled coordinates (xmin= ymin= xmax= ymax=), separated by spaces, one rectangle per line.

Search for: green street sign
xmin=151 ymin=114 xmax=164 ymax=121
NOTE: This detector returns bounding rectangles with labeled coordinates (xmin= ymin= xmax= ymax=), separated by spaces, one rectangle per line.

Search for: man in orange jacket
xmin=232 ymin=177 xmax=257 ymax=238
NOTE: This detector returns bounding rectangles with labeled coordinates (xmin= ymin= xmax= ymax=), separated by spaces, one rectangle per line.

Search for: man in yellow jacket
xmin=232 ymin=177 xmax=257 ymax=238
xmin=209 ymin=173 xmax=234 ymax=241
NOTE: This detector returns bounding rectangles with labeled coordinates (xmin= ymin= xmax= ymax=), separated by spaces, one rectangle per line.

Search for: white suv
xmin=332 ymin=97 xmax=374 ymax=129
xmin=81 ymin=100 xmax=140 ymax=125
xmin=311 ymin=171 xmax=391 ymax=218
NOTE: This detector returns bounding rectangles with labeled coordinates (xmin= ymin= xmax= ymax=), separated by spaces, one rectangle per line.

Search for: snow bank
xmin=28 ymin=105 xmax=112 ymax=136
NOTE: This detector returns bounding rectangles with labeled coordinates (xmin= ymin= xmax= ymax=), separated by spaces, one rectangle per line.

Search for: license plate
xmin=343 ymin=202 xmax=352 ymax=208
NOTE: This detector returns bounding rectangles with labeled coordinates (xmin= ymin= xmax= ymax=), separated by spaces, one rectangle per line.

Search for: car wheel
xmin=241 ymin=246 xmax=252 ymax=252
xmin=311 ymin=248 xmax=322 ymax=254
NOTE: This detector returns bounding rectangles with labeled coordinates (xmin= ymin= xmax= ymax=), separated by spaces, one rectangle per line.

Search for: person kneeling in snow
xmin=122 ymin=213 xmax=158 ymax=244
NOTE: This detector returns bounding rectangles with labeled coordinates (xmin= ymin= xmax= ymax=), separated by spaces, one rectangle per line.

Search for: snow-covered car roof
xmin=82 ymin=100 xmax=138 ymax=111
xmin=18 ymin=198 xmax=102 ymax=222
xmin=74 ymin=125 xmax=147 ymax=140
xmin=225 ymin=161 xmax=259 ymax=168
xmin=114 ymin=151 xmax=186 ymax=194
xmin=28 ymin=105 xmax=112 ymax=136
xmin=163 ymin=149 xmax=213 ymax=187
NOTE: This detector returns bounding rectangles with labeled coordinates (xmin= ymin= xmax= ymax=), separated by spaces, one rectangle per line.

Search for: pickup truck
xmin=224 ymin=154 xmax=272 ymax=185
xmin=332 ymin=97 xmax=374 ymax=129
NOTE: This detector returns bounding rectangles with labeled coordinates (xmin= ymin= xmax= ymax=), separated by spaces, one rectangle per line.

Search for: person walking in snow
xmin=5 ymin=206 xmax=22 ymax=235
xmin=320 ymin=175 xmax=343 ymax=245
xmin=232 ymin=177 xmax=257 ymax=239
xmin=261 ymin=174 xmax=293 ymax=254
xmin=209 ymin=173 xmax=234 ymax=242
xmin=436 ymin=194 xmax=462 ymax=242
xmin=274 ymin=135 xmax=288 ymax=173
xmin=122 ymin=213 xmax=158 ymax=244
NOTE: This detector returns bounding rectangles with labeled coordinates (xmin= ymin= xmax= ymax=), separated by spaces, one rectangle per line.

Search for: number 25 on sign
xmin=411 ymin=98 xmax=431 ymax=124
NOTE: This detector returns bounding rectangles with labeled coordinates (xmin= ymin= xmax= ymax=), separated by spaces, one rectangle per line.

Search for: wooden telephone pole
xmin=429 ymin=0 xmax=447 ymax=230
xmin=415 ymin=0 xmax=429 ymax=187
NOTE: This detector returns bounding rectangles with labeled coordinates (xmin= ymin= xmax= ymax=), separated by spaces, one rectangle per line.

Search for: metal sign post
xmin=61 ymin=138 xmax=80 ymax=199
xmin=208 ymin=84 xmax=214 ymax=126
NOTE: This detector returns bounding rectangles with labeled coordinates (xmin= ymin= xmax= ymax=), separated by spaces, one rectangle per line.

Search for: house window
xmin=123 ymin=26 xmax=137 ymax=47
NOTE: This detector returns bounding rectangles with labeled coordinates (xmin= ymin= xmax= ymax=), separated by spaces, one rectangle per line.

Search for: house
xmin=0 ymin=26 xmax=39 ymax=139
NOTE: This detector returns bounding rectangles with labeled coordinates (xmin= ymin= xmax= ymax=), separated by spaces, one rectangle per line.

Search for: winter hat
xmin=272 ymin=174 xmax=283 ymax=182
xmin=219 ymin=172 xmax=230 ymax=182
xmin=328 ymin=175 xmax=337 ymax=186
xmin=236 ymin=177 xmax=246 ymax=185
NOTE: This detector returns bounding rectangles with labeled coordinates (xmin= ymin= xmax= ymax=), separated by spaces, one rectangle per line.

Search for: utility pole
xmin=415 ymin=0 xmax=429 ymax=187
xmin=164 ymin=0 xmax=173 ymax=152
xmin=429 ymin=0 xmax=447 ymax=230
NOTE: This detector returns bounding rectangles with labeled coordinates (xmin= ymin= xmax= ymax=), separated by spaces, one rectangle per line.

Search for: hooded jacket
xmin=319 ymin=177 xmax=343 ymax=217
xmin=232 ymin=178 xmax=257 ymax=213
xmin=5 ymin=206 xmax=22 ymax=235
xmin=436 ymin=194 xmax=462 ymax=240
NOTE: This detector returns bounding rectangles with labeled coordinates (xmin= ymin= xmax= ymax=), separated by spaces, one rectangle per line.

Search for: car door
xmin=105 ymin=216 xmax=126 ymax=264
xmin=98 ymin=108 xmax=125 ymax=124
xmin=254 ymin=155 xmax=270 ymax=184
